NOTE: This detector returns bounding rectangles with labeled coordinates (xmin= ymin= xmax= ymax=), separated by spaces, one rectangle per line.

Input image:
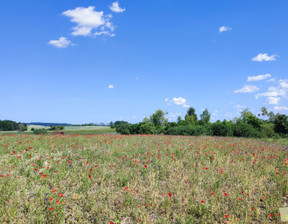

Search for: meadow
xmin=0 ymin=134 xmax=287 ymax=223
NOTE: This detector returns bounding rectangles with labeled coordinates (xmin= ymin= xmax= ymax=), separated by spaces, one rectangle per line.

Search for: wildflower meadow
xmin=0 ymin=134 xmax=287 ymax=223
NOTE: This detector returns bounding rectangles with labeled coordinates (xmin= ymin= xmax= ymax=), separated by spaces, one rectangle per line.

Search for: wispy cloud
xmin=48 ymin=37 xmax=71 ymax=48
xmin=247 ymin=73 xmax=271 ymax=82
xmin=110 ymin=2 xmax=125 ymax=13
xmin=234 ymin=85 xmax=259 ymax=93
xmin=108 ymin=84 xmax=114 ymax=89
xmin=274 ymin=106 xmax=288 ymax=111
xmin=252 ymin=53 xmax=277 ymax=62
xmin=219 ymin=26 xmax=232 ymax=32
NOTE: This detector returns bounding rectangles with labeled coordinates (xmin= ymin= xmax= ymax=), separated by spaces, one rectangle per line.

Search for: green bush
xmin=211 ymin=120 xmax=233 ymax=137
xmin=33 ymin=128 xmax=48 ymax=135
xmin=116 ymin=123 xmax=131 ymax=135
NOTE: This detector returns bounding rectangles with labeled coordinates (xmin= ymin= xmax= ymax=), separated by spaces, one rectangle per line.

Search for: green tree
xmin=273 ymin=114 xmax=288 ymax=135
xmin=200 ymin=109 xmax=210 ymax=124
xmin=149 ymin=109 xmax=168 ymax=128
xmin=185 ymin=107 xmax=198 ymax=125
xmin=241 ymin=109 xmax=262 ymax=129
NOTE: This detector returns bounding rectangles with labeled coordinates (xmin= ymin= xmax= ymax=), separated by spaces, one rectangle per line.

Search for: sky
xmin=0 ymin=0 xmax=288 ymax=124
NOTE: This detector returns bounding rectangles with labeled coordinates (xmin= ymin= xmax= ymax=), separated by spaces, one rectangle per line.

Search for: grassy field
xmin=0 ymin=126 xmax=115 ymax=136
xmin=64 ymin=126 xmax=110 ymax=130
xmin=0 ymin=134 xmax=287 ymax=223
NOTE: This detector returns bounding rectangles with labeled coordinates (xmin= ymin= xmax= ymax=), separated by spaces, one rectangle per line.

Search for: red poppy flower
xmin=168 ymin=192 xmax=172 ymax=197
xmin=49 ymin=208 xmax=54 ymax=211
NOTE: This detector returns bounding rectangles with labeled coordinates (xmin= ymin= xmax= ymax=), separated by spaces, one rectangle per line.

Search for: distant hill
xmin=25 ymin=122 xmax=109 ymax=127
xmin=25 ymin=122 xmax=73 ymax=127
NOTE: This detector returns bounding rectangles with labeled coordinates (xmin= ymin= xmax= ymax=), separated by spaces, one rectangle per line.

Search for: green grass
xmin=0 ymin=134 xmax=287 ymax=223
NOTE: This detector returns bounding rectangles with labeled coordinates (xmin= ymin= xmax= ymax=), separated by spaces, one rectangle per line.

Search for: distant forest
xmin=112 ymin=107 xmax=288 ymax=138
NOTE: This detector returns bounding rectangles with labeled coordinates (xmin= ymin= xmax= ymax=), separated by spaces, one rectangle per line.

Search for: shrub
xmin=33 ymin=128 xmax=48 ymax=135
xmin=116 ymin=123 xmax=131 ymax=135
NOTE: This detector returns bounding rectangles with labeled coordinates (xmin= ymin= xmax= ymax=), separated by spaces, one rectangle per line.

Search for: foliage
xmin=114 ymin=108 xmax=288 ymax=139
xmin=0 ymin=120 xmax=19 ymax=131
xmin=49 ymin=125 xmax=64 ymax=131
xmin=33 ymin=128 xmax=48 ymax=135
xmin=199 ymin=108 xmax=211 ymax=125
xmin=273 ymin=114 xmax=288 ymax=136
xmin=149 ymin=109 xmax=168 ymax=128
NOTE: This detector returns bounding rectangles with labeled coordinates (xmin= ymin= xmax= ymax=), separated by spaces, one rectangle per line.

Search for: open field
xmin=64 ymin=126 xmax=110 ymax=130
xmin=0 ymin=134 xmax=287 ymax=223
xmin=1 ymin=126 xmax=116 ymax=136
xmin=27 ymin=125 xmax=49 ymax=131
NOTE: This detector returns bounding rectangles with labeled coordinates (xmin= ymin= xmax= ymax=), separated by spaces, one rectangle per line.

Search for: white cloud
xmin=219 ymin=26 xmax=232 ymax=32
xmin=172 ymin=97 xmax=190 ymax=108
xmin=255 ymin=86 xmax=286 ymax=99
xmin=280 ymin=79 xmax=288 ymax=89
xmin=94 ymin=31 xmax=115 ymax=37
xmin=247 ymin=73 xmax=271 ymax=82
xmin=72 ymin=26 xmax=93 ymax=36
xmin=48 ymin=37 xmax=71 ymax=48
xmin=267 ymin=78 xmax=276 ymax=83
xmin=63 ymin=6 xmax=115 ymax=37
xmin=110 ymin=2 xmax=125 ymax=13
xmin=274 ymin=106 xmax=288 ymax=111
xmin=108 ymin=84 xmax=114 ymax=89
xmin=234 ymin=85 xmax=259 ymax=93
xmin=267 ymin=97 xmax=280 ymax=105
xmin=165 ymin=97 xmax=190 ymax=108
xmin=252 ymin=53 xmax=277 ymax=62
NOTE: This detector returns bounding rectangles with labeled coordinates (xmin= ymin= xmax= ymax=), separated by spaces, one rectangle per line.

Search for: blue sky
xmin=0 ymin=0 xmax=288 ymax=124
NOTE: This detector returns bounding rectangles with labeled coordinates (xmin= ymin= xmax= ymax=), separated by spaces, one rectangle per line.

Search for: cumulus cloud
xmin=165 ymin=97 xmax=190 ymax=108
xmin=48 ymin=37 xmax=71 ymax=48
xmin=255 ymin=79 xmax=288 ymax=106
xmin=219 ymin=26 xmax=232 ymax=32
xmin=172 ymin=97 xmax=190 ymax=108
xmin=274 ymin=106 xmax=288 ymax=111
xmin=247 ymin=74 xmax=271 ymax=82
xmin=108 ymin=84 xmax=114 ymax=89
xmin=234 ymin=85 xmax=259 ymax=93
xmin=63 ymin=6 xmax=115 ymax=37
xmin=110 ymin=2 xmax=125 ymax=13
xmin=252 ymin=53 xmax=277 ymax=62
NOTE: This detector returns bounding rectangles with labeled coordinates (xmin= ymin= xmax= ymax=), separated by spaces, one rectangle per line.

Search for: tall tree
xmin=185 ymin=107 xmax=197 ymax=125
xmin=200 ymin=109 xmax=211 ymax=124
xmin=150 ymin=109 xmax=168 ymax=127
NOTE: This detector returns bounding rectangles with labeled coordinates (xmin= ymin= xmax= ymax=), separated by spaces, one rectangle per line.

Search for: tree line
xmin=0 ymin=120 xmax=28 ymax=132
xmin=112 ymin=107 xmax=288 ymax=138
